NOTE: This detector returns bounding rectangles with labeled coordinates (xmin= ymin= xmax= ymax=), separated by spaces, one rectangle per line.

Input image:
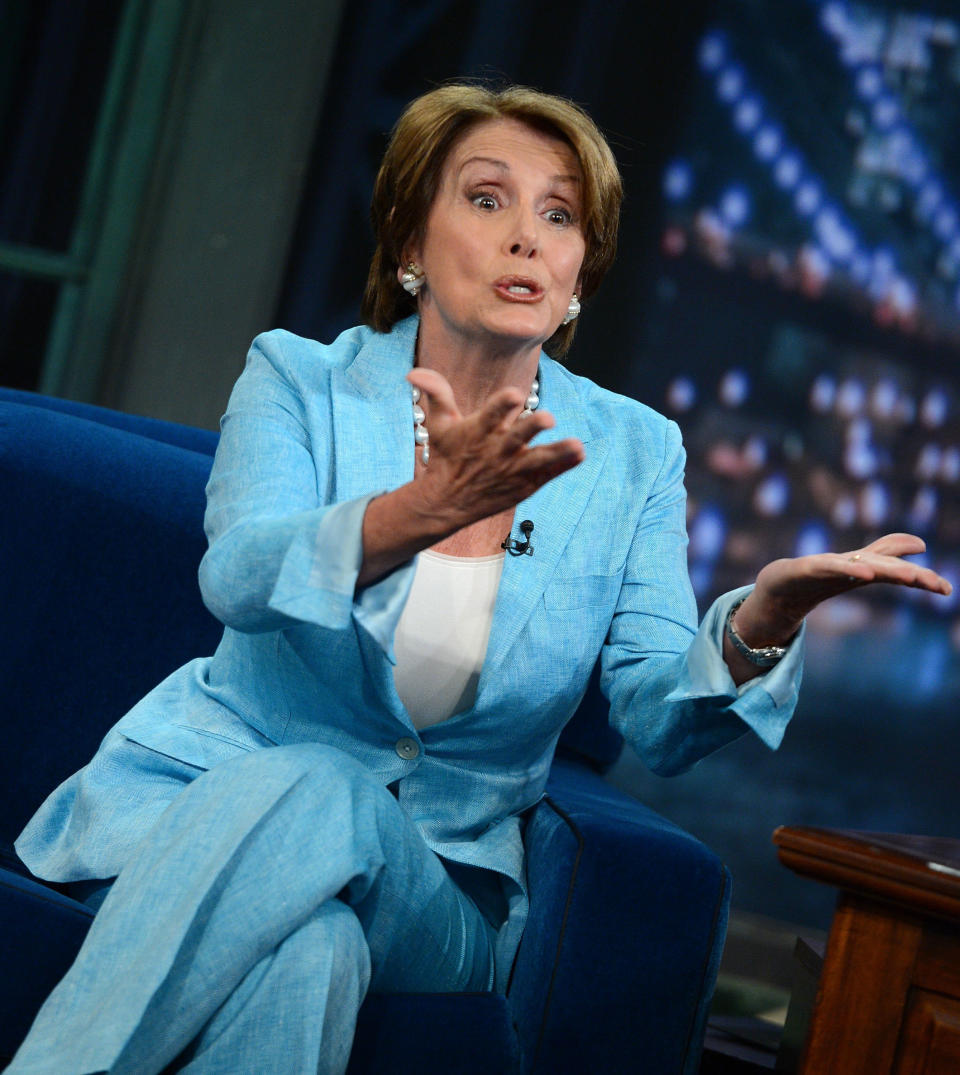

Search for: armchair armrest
xmin=0 ymin=868 xmax=94 ymax=1065
xmin=508 ymin=759 xmax=730 ymax=1075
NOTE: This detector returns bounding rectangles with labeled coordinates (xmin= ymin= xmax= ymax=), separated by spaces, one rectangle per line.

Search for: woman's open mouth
xmin=494 ymin=277 xmax=544 ymax=302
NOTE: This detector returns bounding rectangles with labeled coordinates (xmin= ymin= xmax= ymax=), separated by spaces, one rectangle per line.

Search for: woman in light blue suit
xmin=11 ymin=85 xmax=951 ymax=1073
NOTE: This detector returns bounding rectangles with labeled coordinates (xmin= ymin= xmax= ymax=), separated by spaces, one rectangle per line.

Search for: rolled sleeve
xmin=665 ymin=585 xmax=804 ymax=751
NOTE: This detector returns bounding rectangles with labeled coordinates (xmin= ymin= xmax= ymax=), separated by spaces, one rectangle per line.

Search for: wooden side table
xmin=774 ymin=826 xmax=960 ymax=1074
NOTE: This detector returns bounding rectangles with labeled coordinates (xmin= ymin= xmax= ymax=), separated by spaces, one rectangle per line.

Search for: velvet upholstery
xmin=0 ymin=394 xmax=730 ymax=1072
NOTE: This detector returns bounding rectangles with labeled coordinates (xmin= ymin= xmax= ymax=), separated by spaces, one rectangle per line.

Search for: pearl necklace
xmin=411 ymin=375 xmax=540 ymax=465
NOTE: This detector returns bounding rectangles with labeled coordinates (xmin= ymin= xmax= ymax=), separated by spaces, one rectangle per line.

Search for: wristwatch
xmin=725 ymin=597 xmax=789 ymax=668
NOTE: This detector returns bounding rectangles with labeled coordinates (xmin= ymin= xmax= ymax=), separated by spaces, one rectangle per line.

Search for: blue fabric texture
xmin=8 ymin=744 xmax=497 ymax=1074
xmin=1 ymin=318 xmax=803 ymax=1071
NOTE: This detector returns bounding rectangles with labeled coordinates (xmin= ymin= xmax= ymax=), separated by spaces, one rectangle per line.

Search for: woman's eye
xmin=546 ymin=207 xmax=572 ymax=226
xmin=472 ymin=193 xmax=498 ymax=211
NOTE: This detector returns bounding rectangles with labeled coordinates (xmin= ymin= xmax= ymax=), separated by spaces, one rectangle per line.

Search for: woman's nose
xmin=506 ymin=207 xmax=539 ymax=257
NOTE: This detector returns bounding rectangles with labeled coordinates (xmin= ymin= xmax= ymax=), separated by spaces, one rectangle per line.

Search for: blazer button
xmin=395 ymin=737 xmax=420 ymax=761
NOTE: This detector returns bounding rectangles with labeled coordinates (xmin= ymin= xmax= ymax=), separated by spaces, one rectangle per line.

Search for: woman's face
xmin=409 ymin=118 xmax=586 ymax=354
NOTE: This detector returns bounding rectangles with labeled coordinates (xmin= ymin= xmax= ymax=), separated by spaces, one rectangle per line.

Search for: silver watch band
xmin=725 ymin=598 xmax=788 ymax=668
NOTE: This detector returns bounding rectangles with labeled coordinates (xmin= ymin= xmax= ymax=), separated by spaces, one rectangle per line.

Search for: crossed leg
xmin=9 ymin=743 xmax=497 ymax=1075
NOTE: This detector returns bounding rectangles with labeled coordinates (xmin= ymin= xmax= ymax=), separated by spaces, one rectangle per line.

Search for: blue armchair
xmin=0 ymin=388 xmax=730 ymax=1074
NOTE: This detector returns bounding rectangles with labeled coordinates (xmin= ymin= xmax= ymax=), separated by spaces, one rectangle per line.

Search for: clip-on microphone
xmin=502 ymin=519 xmax=535 ymax=557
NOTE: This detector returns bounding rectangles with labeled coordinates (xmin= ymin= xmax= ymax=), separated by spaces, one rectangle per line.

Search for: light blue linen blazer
xmin=17 ymin=316 xmax=803 ymax=951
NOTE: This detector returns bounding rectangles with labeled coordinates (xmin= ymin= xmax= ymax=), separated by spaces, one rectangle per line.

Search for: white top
xmin=393 ymin=549 xmax=505 ymax=729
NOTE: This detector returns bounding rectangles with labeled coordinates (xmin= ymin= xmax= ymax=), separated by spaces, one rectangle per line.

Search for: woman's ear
xmin=398 ymin=238 xmax=422 ymax=278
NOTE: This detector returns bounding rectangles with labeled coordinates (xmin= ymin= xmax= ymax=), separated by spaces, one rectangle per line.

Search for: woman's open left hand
xmin=733 ymin=533 xmax=953 ymax=649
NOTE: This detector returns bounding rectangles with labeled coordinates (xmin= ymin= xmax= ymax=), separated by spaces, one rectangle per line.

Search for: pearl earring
xmin=562 ymin=293 xmax=581 ymax=325
xmin=400 ymin=263 xmax=425 ymax=296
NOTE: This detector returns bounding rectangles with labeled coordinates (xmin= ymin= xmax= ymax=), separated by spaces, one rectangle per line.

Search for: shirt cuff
xmin=664 ymin=585 xmax=805 ymax=750
xmin=268 ymin=491 xmax=415 ymax=657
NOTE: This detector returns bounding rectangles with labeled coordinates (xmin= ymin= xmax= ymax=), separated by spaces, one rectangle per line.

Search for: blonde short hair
xmin=362 ymin=83 xmax=623 ymax=358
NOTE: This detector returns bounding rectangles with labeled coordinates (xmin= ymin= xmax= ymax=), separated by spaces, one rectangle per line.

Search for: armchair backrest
xmin=0 ymin=399 xmax=222 ymax=843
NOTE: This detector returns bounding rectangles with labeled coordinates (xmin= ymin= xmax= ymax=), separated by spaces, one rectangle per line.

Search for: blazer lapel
xmin=479 ymin=358 xmax=608 ymax=687
xmin=330 ymin=317 xmax=418 ymax=502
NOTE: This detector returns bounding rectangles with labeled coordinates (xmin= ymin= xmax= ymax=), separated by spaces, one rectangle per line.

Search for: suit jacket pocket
xmin=117 ymin=705 xmax=271 ymax=771
xmin=543 ymin=571 xmax=623 ymax=611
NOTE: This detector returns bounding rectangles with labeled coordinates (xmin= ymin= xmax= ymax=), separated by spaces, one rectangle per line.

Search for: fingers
xmin=826 ymin=549 xmax=951 ymax=596
xmin=406 ymin=368 xmax=461 ymax=426
xmin=860 ymin=532 xmax=926 ymax=558
xmin=842 ymin=533 xmax=951 ymax=595
xmin=515 ymin=437 xmax=585 ymax=480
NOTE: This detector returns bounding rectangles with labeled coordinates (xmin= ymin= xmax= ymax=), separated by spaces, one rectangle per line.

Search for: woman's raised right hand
xmin=357 ymin=368 xmax=584 ymax=587
xmin=406 ymin=368 xmax=585 ymax=532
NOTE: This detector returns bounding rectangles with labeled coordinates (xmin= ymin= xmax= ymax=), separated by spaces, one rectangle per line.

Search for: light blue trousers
xmin=9 ymin=744 xmax=498 ymax=1074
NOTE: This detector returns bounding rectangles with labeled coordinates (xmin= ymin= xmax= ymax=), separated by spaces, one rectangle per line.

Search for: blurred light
xmin=744 ymin=435 xmax=768 ymax=467
xmin=844 ymin=441 xmax=877 ymax=479
xmin=810 ymin=373 xmax=837 ymax=412
xmin=938 ymin=572 xmax=959 ymax=611
xmin=661 ymin=227 xmax=686 ymax=257
xmin=796 ymin=522 xmax=830 ymax=557
xmin=795 ymin=181 xmax=822 ymax=216
xmin=902 ymin=150 xmax=928 ymax=186
xmin=663 ymin=160 xmax=694 ymax=201
xmin=821 ymin=3 xmax=848 ymax=37
xmin=872 ymin=247 xmax=897 ymax=277
xmin=800 ymin=244 xmax=831 ymax=284
xmin=698 ymin=31 xmax=727 ymax=72
xmin=666 ymin=376 xmax=697 ymax=412
xmin=689 ymin=506 xmax=727 ymax=560
xmin=934 ymin=205 xmax=959 ymax=241
xmin=836 ymin=377 xmax=866 ymax=417
xmin=859 ymin=481 xmax=890 ymax=527
xmin=688 ymin=562 xmax=714 ymax=598
xmin=850 ymin=250 xmax=873 ymax=285
xmin=753 ymin=474 xmax=789 ymax=516
xmin=831 ymin=495 xmax=857 ymax=528
xmin=888 ymin=277 xmax=917 ymax=316
xmin=856 ymin=64 xmax=884 ymax=99
xmin=773 ymin=153 xmax=802 ymax=190
xmin=719 ymin=186 xmax=751 ymax=228
xmin=908 ymin=486 xmax=938 ymax=530
xmin=917 ymin=181 xmax=943 ymax=221
xmin=815 ymin=207 xmax=855 ymax=261
xmin=717 ymin=65 xmax=745 ymax=102
xmin=888 ymin=127 xmax=913 ymax=159
xmin=872 ymin=95 xmax=899 ymax=129
xmin=719 ymin=368 xmax=750 ymax=406
xmin=733 ymin=97 xmax=763 ymax=133
xmin=753 ymin=125 xmax=782 ymax=161
xmin=846 ymin=417 xmax=872 ymax=446
xmin=941 ymin=446 xmax=960 ymax=482
xmin=870 ymin=379 xmax=899 ymax=420
xmin=921 ymin=389 xmax=949 ymax=428
xmin=916 ymin=443 xmax=942 ymax=479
